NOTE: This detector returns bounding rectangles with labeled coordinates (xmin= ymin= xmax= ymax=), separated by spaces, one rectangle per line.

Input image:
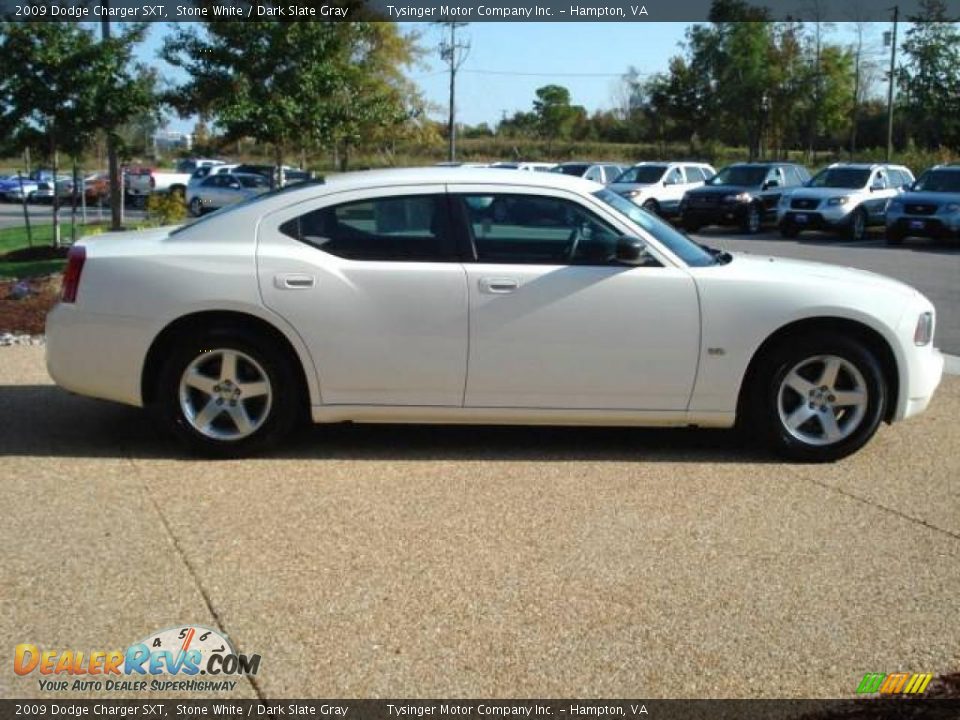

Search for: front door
xmin=257 ymin=186 xmax=469 ymax=406
xmin=453 ymin=189 xmax=701 ymax=410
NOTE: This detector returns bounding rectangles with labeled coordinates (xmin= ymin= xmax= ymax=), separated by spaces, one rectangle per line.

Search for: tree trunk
xmin=339 ymin=142 xmax=350 ymax=172
xmin=51 ymin=135 xmax=61 ymax=250
xmin=273 ymin=144 xmax=285 ymax=189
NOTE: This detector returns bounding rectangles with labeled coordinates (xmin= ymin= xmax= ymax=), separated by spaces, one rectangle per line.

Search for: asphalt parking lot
xmin=0 ymin=201 xmax=147 ymax=230
xmin=1 ymin=341 xmax=958 ymax=699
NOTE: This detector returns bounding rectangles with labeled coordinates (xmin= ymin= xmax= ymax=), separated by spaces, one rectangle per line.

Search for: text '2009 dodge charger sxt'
xmin=46 ymin=168 xmax=944 ymax=461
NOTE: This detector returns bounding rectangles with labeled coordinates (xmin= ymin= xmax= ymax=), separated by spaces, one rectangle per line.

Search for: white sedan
xmin=46 ymin=168 xmax=944 ymax=461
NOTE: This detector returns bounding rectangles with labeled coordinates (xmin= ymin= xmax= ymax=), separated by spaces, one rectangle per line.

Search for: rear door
xmin=257 ymin=186 xmax=469 ymax=406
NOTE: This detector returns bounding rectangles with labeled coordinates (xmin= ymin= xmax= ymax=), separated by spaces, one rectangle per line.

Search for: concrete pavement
xmin=1 ymin=346 xmax=958 ymax=699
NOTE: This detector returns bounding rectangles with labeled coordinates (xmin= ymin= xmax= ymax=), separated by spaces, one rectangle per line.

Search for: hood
xmin=609 ymin=182 xmax=655 ymax=194
xmin=787 ymin=186 xmax=866 ymax=201
xmin=897 ymin=191 xmax=960 ymax=205
xmin=729 ymin=252 xmax=917 ymax=298
xmin=688 ymin=184 xmax=757 ymax=197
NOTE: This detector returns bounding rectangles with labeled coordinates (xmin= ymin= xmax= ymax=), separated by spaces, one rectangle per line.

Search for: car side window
xmin=584 ymin=166 xmax=604 ymax=182
xmin=872 ymin=171 xmax=888 ymax=189
xmin=459 ymin=194 xmax=626 ymax=266
xmin=665 ymin=167 xmax=684 ymax=185
xmin=684 ymin=166 xmax=705 ymax=183
xmin=279 ymin=195 xmax=457 ymax=262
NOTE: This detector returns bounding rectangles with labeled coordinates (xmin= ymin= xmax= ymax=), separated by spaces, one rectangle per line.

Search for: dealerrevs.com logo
xmin=14 ymin=625 xmax=261 ymax=693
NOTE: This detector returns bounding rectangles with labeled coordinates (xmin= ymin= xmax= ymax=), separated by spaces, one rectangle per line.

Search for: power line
xmin=460 ymin=68 xmax=655 ymax=78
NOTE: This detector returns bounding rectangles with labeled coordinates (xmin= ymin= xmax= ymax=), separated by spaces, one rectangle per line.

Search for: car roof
xmin=317 ymin=167 xmax=603 ymax=193
xmin=826 ymin=162 xmax=910 ymax=171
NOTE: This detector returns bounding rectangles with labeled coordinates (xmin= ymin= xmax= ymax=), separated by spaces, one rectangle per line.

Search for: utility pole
xmin=438 ymin=22 xmax=469 ymax=163
xmin=885 ymin=5 xmax=899 ymax=162
xmin=101 ymin=9 xmax=122 ymax=231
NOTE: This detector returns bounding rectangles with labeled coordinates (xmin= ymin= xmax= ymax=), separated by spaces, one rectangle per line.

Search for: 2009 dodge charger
xmin=46 ymin=168 xmax=944 ymax=460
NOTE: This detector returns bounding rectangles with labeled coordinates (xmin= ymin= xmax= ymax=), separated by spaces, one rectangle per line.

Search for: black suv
xmin=680 ymin=162 xmax=810 ymax=234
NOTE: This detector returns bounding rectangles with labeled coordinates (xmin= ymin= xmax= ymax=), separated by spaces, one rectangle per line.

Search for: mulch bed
xmin=0 ymin=274 xmax=62 ymax=335
xmin=2 ymin=245 xmax=70 ymax=262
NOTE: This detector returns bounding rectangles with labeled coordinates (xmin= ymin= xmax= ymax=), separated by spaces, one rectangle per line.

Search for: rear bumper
xmin=46 ymin=304 xmax=153 ymax=407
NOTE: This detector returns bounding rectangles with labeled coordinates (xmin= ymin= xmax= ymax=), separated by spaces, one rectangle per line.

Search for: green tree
xmin=532 ymin=85 xmax=581 ymax=145
xmin=897 ymin=0 xmax=960 ymax=150
xmin=0 ymin=22 xmax=154 ymax=246
xmin=162 ymin=22 xmax=419 ymax=180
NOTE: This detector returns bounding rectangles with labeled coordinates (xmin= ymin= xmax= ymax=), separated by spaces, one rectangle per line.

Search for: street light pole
xmin=885 ymin=5 xmax=899 ymax=163
xmin=101 ymin=9 xmax=122 ymax=231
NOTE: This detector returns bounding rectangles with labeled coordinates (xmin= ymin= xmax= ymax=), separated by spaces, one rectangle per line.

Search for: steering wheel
xmin=565 ymin=225 xmax=583 ymax=262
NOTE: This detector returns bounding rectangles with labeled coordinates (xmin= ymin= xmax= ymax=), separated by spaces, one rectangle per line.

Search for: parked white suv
xmin=778 ymin=163 xmax=914 ymax=241
xmin=609 ymin=162 xmax=716 ymax=218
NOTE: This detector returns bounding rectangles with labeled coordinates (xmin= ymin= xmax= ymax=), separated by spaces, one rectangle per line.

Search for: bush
xmin=146 ymin=192 xmax=187 ymax=225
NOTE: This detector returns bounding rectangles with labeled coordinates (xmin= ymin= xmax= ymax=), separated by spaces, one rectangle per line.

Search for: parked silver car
xmin=187 ymin=172 xmax=271 ymax=216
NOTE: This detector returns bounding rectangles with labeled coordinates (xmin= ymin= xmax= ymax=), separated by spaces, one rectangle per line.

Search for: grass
xmin=0 ymin=223 xmax=103 ymax=279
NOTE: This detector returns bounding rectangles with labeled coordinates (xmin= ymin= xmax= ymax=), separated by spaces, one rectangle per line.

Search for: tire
xmin=153 ymin=330 xmax=301 ymax=457
xmin=682 ymin=216 xmax=701 ymax=233
xmin=885 ymin=227 xmax=904 ymax=246
xmin=847 ymin=207 xmax=868 ymax=241
xmin=189 ymin=196 xmax=204 ymax=217
xmin=741 ymin=203 xmax=762 ymax=234
xmin=779 ymin=220 xmax=799 ymax=239
xmin=747 ymin=333 xmax=887 ymax=462
xmin=642 ymin=199 xmax=660 ymax=216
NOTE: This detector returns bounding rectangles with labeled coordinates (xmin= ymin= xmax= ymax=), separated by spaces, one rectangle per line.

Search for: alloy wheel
xmin=178 ymin=349 xmax=273 ymax=441
xmin=776 ymin=354 xmax=869 ymax=447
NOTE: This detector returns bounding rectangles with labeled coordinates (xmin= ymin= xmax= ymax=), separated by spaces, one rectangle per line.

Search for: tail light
xmin=61 ymin=245 xmax=86 ymax=303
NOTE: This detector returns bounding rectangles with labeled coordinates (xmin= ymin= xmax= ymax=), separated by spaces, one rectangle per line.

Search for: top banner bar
xmin=0 ymin=0 xmax=949 ymax=22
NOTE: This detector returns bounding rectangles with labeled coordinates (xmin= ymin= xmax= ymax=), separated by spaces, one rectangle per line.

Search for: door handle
xmin=274 ymin=273 xmax=315 ymax=289
xmin=480 ymin=277 xmax=519 ymax=294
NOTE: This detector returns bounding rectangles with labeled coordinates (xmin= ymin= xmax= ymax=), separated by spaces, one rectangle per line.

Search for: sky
xmin=135 ymin=21 xmax=883 ymax=134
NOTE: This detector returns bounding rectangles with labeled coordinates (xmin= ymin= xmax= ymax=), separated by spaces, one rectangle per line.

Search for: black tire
xmin=642 ymin=199 xmax=660 ymax=216
xmin=741 ymin=203 xmax=762 ymax=234
xmin=682 ymin=216 xmax=701 ymax=233
xmin=153 ymin=330 xmax=301 ymax=457
xmin=189 ymin=196 xmax=204 ymax=217
xmin=847 ymin=207 xmax=868 ymax=241
xmin=885 ymin=227 xmax=904 ymax=246
xmin=779 ymin=220 xmax=799 ymax=239
xmin=746 ymin=332 xmax=887 ymax=462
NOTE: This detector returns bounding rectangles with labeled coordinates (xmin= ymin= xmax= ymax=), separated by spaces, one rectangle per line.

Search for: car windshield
xmin=593 ymin=188 xmax=719 ymax=267
xmin=614 ymin=165 xmax=667 ymax=184
xmin=707 ymin=166 xmax=768 ymax=187
xmin=551 ymin=164 xmax=589 ymax=176
xmin=807 ymin=168 xmax=871 ymax=189
xmin=912 ymin=169 xmax=960 ymax=193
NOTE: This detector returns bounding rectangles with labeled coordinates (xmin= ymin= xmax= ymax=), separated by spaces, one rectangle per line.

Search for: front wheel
xmin=154 ymin=332 xmax=301 ymax=457
xmin=749 ymin=333 xmax=887 ymax=462
xmin=847 ymin=208 xmax=868 ymax=241
xmin=682 ymin=216 xmax=701 ymax=233
xmin=189 ymin=197 xmax=204 ymax=217
xmin=642 ymin=199 xmax=660 ymax=216
xmin=741 ymin=203 xmax=762 ymax=234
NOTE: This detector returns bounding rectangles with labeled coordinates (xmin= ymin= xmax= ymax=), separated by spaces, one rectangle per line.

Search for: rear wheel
xmin=847 ymin=207 xmax=868 ymax=241
xmin=741 ymin=203 xmax=762 ymax=234
xmin=642 ymin=199 xmax=660 ymax=216
xmin=153 ymin=331 xmax=300 ymax=457
xmin=748 ymin=333 xmax=886 ymax=462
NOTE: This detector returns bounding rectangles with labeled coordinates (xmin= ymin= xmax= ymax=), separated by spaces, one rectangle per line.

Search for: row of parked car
xmin=466 ymin=158 xmax=959 ymax=245
xmin=0 ymin=171 xmax=110 ymax=205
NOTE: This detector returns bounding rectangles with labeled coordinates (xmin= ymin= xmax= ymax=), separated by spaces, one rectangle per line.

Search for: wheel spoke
xmin=785 ymin=405 xmax=816 ymax=430
xmin=228 ymin=404 xmax=254 ymax=435
xmin=818 ymin=357 xmax=841 ymax=389
xmin=193 ymin=399 xmax=223 ymax=430
xmin=832 ymin=390 xmax=866 ymax=408
xmin=784 ymin=371 xmax=815 ymax=397
xmin=219 ymin=351 xmax=238 ymax=382
xmin=184 ymin=371 xmax=218 ymax=396
xmin=819 ymin=411 xmax=843 ymax=442
xmin=239 ymin=380 xmax=269 ymax=398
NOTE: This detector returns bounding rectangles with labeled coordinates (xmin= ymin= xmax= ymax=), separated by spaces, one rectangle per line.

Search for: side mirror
xmin=616 ymin=236 xmax=648 ymax=265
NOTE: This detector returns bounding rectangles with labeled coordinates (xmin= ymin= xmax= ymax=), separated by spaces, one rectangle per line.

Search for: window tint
xmin=684 ymin=166 xmax=705 ymax=182
xmin=783 ymin=166 xmax=802 ymax=186
xmin=584 ymin=166 xmax=604 ymax=182
xmin=666 ymin=168 xmax=684 ymax=185
xmin=279 ymin=195 xmax=455 ymax=262
xmin=460 ymin=194 xmax=624 ymax=266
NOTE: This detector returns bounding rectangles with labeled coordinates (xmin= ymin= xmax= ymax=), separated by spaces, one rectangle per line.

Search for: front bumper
xmin=682 ymin=202 xmax=751 ymax=226
xmin=898 ymin=345 xmax=944 ymax=420
xmin=887 ymin=216 xmax=960 ymax=240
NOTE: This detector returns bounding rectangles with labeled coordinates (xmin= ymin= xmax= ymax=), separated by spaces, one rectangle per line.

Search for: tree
xmin=897 ymin=0 xmax=960 ymax=150
xmin=162 ymin=22 xmax=419 ymax=180
xmin=0 ymin=22 xmax=154 ymax=245
xmin=532 ymin=85 xmax=582 ymax=146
